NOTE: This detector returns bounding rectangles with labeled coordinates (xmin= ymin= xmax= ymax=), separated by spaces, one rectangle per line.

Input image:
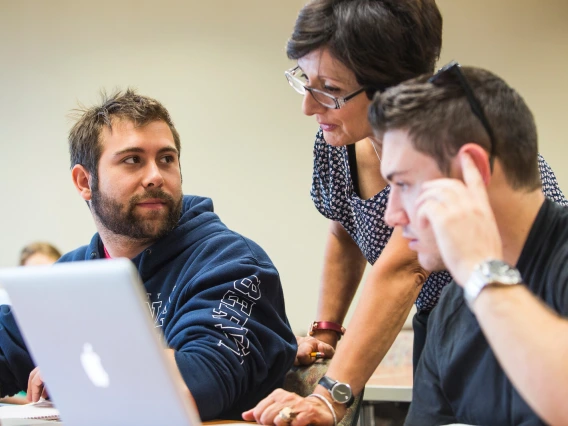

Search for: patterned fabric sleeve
xmin=310 ymin=129 xmax=394 ymax=264
xmin=311 ymin=129 xmax=350 ymax=222
xmin=539 ymin=154 xmax=567 ymax=206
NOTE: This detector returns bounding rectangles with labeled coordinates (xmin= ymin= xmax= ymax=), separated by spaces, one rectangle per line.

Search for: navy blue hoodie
xmin=0 ymin=195 xmax=296 ymax=420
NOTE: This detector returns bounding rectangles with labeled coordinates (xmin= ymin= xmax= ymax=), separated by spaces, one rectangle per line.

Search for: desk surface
xmin=363 ymin=330 xmax=413 ymax=403
xmin=0 ymin=419 xmax=253 ymax=426
xmin=364 ymin=363 xmax=412 ymax=402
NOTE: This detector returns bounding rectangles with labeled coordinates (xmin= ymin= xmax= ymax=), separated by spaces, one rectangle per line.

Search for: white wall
xmin=437 ymin=0 xmax=568 ymax=187
xmin=0 ymin=0 xmax=566 ymax=334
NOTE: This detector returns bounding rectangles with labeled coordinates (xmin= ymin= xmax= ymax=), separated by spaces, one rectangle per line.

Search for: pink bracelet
xmin=308 ymin=321 xmax=346 ymax=338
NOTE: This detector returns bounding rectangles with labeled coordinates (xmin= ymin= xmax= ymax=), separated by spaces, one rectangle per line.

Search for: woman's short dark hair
xmin=287 ymin=0 xmax=442 ymax=97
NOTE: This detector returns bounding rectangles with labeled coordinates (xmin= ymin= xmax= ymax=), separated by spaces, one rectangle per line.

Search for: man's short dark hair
xmin=287 ymin=0 xmax=443 ymax=97
xmin=369 ymin=66 xmax=541 ymax=191
xmin=68 ymin=89 xmax=181 ymax=189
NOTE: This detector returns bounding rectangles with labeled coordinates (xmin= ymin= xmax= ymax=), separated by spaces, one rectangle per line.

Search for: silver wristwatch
xmin=464 ymin=259 xmax=522 ymax=309
xmin=318 ymin=375 xmax=354 ymax=407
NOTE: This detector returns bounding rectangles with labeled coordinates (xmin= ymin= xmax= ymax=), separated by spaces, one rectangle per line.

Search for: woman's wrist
xmin=310 ymin=386 xmax=349 ymax=424
xmin=307 ymin=329 xmax=339 ymax=347
xmin=307 ymin=393 xmax=338 ymax=426
xmin=308 ymin=321 xmax=345 ymax=345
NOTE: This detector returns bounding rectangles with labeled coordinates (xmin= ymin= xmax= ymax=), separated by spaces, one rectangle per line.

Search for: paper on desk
xmin=0 ymin=398 xmax=59 ymax=420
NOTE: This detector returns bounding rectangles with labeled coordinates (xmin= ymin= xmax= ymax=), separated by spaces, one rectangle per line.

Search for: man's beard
xmin=90 ymin=188 xmax=183 ymax=242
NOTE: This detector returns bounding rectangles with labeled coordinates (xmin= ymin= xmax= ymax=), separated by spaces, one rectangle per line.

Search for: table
xmin=359 ymin=331 xmax=414 ymax=426
xmin=364 ymin=363 xmax=413 ymax=403
xmin=0 ymin=419 xmax=253 ymax=426
xmin=360 ymin=364 xmax=413 ymax=426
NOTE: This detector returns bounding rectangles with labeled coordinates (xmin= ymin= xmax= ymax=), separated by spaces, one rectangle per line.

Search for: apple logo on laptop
xmin=80 ymin=343 xmax=110 ymax=388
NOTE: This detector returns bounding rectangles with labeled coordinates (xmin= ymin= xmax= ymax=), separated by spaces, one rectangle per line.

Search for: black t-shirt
xmin=406 ymin=198 xmax=568 ymax=426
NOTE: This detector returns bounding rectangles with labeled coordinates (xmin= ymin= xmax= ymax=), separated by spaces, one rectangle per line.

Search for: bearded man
xmin=0 ymin=89 xmax=296 ymax=421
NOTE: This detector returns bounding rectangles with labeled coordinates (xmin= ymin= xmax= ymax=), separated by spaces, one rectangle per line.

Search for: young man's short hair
xmin=369 ymin=66 xmax=541 ymax=191
xmin=68 ymin=89 xmax=181 ymax=190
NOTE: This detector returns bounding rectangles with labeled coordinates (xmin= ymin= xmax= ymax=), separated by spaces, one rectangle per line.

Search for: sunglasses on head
xmin=428 ymin=61 xmax=496 ymax=170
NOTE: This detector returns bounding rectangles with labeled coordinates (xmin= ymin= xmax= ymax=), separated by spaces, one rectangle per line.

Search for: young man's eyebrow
xmin=113 ymin=147 xmax=144 ymax=156
xmin=157 ymin=146 xmax=179 ymax=156
xmin=113 ymin=146 xmax=179 ymax=157
xmin=385 ymin=170 xmax=409 ymax=182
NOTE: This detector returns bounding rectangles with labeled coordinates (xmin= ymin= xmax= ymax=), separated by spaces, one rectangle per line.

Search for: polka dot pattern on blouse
xmin=311 ymin=129 xmax=567 ymax=312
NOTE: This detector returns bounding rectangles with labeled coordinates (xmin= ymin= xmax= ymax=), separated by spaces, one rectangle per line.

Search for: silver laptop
xmin=0 ymin=258 xmax=203 ymax=426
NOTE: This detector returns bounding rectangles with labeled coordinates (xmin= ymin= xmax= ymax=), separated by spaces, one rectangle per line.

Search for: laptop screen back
xmin=0 ymin=258 xmax=202 ymax=426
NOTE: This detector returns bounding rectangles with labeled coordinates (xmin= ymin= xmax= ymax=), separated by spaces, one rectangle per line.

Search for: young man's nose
xmin=384 ymin=199 xmax=409 ymax=228
xmin=143 ymin=163 xmax=164 ymax=188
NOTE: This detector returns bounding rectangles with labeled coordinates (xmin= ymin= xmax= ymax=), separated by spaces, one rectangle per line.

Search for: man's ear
xmin=453 ymin=143 xmax=492 ymax=186
xmin=71 ymin=165 xmax=93 ymax=201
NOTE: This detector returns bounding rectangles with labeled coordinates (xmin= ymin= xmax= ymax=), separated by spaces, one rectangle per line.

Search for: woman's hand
xmin=242 ymin=388 xmax=340 ymax=426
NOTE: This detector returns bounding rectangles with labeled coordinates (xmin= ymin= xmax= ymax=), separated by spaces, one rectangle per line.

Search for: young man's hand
xmin=294 ymin=335 xmax=335 ymax=366
xmin=415 ymin=152 xmax=503 ymax=285
xmin=27 ymin=366 xmax=49 ymax=402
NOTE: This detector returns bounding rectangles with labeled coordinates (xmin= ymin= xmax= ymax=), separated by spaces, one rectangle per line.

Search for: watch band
xmin=464 ymin=259 xmax=523 ymax=308
xmin=308 ymin=321 xmax=346 ymax=338
xmin=318 ymin=375 xmax=354 ymax=407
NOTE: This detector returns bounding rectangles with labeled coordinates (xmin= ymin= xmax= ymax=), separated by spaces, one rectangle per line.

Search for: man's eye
xmin=395 ymin=182 xmax=408 ymax=190
xmin=124 ymin=157 xmax=140 ymax=164
xmin=323 ymin=85 xmax=340 ymax=93
xmin=161 ymin=155 xmax=175 ymax=164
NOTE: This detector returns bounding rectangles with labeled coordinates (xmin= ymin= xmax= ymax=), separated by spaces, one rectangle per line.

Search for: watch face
xmin=331 ymin=383 xmax=352 ymax=403
xmin=464 ymin=260 xmax=522 ymax=308
xmin=483 ymin=260 xmax=522 ymax=284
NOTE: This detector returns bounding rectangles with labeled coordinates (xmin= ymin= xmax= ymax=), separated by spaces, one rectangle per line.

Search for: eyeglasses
xmin=284 ymin=65 xmax=366 ymax=109
xmin=428 ymin=61 xmax=496 ymax=169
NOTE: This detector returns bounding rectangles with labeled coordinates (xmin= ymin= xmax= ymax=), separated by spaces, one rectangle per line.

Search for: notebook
xmin=0 ymin=258 xmax=203 ymax=426
xmin=0 ymin=419 xmax=60 ymax=426
xmin=0 ymin=398 xmax=59 ymax=420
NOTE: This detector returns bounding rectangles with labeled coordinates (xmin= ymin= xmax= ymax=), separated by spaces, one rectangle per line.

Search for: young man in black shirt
xmin=370 ymin=63 xmax=568 ymax=426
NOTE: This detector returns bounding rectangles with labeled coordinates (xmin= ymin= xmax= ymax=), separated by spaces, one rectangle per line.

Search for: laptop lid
xmin=0 ymin=258 xmax=202 ymax=426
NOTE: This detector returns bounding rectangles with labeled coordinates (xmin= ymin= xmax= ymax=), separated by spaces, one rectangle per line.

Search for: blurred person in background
xmin=0 ymin=241 xmax=62 ymax=404
xmin=19 ymin=242 xmax=62 ymax=266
